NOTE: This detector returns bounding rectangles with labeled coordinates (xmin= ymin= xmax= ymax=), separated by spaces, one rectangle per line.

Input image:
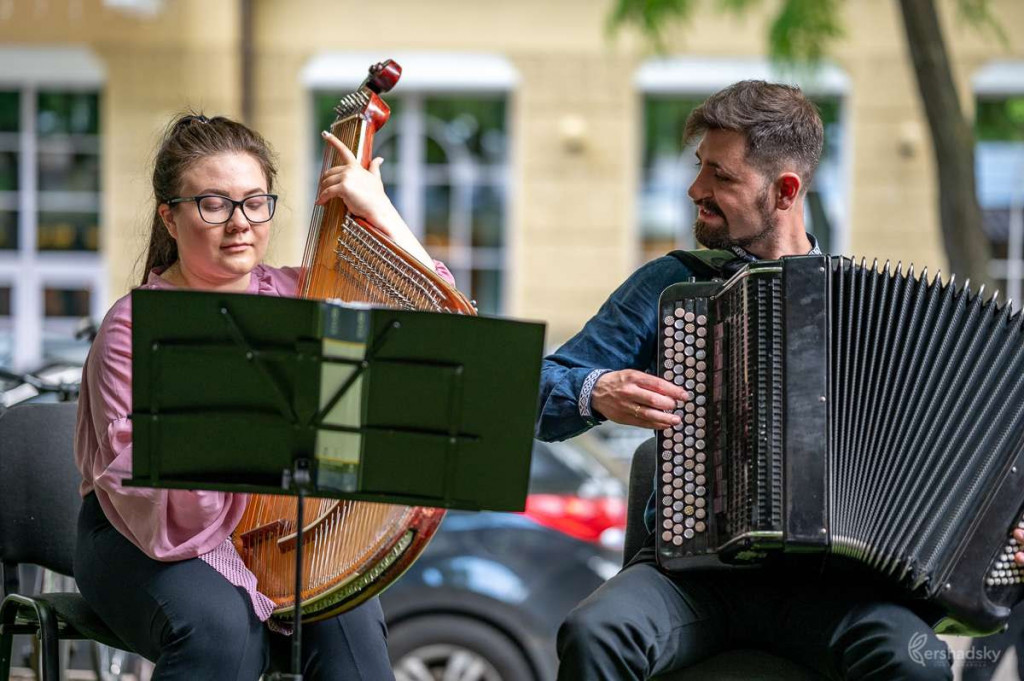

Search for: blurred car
xmin=381 ymin=439 xmax=627 ymax=681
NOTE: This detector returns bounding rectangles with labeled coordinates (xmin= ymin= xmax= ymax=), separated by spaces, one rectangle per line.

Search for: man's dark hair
xmin=684 ymin=80 xmax=824 ymax=191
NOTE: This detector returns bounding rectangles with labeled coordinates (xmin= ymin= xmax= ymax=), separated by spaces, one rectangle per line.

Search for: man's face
xmin=687 ymin=128 xmax=776 ymax=251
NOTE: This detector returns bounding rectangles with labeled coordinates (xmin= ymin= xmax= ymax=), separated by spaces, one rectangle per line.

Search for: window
xmin=304 ymin=53 xmax=517 ymax=317
xmin=0 ymin=47 xmax=105 ymax=370
xmin=635 ymin=58 xmax=849 ymax=265
xmin=312 ymin=92 xmax=508 ymax=315
xmin=976 ymin=94 xmax=1024 ymax=304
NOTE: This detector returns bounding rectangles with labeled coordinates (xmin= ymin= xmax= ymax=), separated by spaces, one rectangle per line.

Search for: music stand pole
xmin=275 ymin=458 xmax=313 ymax=680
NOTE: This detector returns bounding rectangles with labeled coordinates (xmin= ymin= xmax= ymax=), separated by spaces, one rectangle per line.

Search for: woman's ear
xmin=157 ymin=203 xmax=179 ymax=240
xmin=776 ymin=173 xmax=802 ymax=211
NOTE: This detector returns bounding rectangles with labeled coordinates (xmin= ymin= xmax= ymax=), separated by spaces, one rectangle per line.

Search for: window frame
xmin=0 ymin=47 xmax=106 ymax=370
xmin=973 ymin=60 xmax=1024 ymax=309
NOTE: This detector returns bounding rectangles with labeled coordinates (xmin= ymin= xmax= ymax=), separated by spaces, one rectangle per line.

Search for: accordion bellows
xmin=656 ymin=255 xmax=1024 ymax=633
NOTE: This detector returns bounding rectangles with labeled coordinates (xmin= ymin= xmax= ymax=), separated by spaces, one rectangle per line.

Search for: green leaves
xmin=609 ymin=0 xmax=1001 ymax=63
xmin=768 ymin=0 xmax=844 ymax=63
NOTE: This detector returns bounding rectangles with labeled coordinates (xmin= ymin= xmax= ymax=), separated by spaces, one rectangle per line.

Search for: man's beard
xmin=693 ymin=185 xmax=776 ymax=251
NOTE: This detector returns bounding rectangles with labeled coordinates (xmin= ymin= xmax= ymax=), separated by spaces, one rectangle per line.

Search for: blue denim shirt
xmin=535 ymin=237 xmax=821 ymax=534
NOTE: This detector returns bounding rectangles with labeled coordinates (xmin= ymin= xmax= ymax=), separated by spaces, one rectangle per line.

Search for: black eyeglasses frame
xmin=165 ymin=193 xmax=278 ymax=226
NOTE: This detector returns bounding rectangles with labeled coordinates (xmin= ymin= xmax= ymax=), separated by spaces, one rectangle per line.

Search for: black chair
xmin=626 ymin=438 xmax=823 ymax=681
xmin=0 ymin=402 xmax=135 ymax=681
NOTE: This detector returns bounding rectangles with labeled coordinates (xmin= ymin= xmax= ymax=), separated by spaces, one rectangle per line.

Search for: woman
xmin=73 ymin=113 xmax=450 ymax=680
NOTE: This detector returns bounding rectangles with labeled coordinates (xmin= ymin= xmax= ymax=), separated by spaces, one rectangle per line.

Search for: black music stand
xmin=126 ymin=289 xmax=545 ymax=679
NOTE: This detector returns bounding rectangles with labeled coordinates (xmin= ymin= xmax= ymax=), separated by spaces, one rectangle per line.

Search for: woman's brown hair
xmin=140 ymin=114 xmax=278 ymax=285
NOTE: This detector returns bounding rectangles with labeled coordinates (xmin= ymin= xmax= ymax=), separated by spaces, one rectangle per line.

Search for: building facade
xmin=1 ymin=0 xmax=1023 ymax=368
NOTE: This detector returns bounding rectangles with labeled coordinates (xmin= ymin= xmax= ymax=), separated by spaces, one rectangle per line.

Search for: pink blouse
xmin=75 ymin=261 xmax=456 ymax=622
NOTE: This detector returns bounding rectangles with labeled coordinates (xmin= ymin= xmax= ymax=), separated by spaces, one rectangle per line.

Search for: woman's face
xmin=158 ymin=152 xmax=271 ymax=291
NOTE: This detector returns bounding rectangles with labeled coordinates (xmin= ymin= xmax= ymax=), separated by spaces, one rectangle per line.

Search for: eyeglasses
xmin=166 ymin=194 xmax=278 ymax=226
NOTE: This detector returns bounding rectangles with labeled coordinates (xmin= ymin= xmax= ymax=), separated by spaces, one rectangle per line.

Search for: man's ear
xmin=157 ymin=203 xmax=179 ymax=240
xmin=776 ymin=173 xmax=802 ymax=211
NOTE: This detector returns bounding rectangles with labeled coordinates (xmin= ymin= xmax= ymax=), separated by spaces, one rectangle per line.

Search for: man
xmin=536 ymin=81 xmax=953 ymax=680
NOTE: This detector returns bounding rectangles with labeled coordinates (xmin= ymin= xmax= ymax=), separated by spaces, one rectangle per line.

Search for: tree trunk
xmin=897 ymin=0 xmax=993 ymax=291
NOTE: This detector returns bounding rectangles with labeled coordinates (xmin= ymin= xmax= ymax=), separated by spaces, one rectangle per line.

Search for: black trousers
xmin=557 ymin=544 xmax=954 ymax=681
xmin=961 ymin=602 xmax=1024 ymax=680
xmin=74 ymin=492 xmax=395 ymax=681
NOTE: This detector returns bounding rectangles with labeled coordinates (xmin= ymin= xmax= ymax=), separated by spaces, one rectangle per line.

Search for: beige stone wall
xmin=3 ymin=0 xmax=1024 ymax=345
xmin=0 ymin=0 xmax=241 ymax=296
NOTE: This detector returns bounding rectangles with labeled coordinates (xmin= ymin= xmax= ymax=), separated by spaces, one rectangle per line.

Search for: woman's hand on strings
xmin=590 ymin=369 xmax=688 ymax=430
xmin=316 ymin=131 xmax=436 ymax=271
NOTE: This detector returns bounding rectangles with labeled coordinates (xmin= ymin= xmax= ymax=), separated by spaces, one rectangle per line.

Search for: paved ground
xmin=7 ymin=640 xmax=1020 ymax=680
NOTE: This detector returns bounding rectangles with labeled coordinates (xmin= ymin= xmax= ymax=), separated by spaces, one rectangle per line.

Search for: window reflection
xmin=35 ymin=91 xmax=101 ymax=252
xmin=976 ymin=95 xmax=1024 ymax=307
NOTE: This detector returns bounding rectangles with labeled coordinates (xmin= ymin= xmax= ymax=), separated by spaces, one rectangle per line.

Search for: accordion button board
xmin=659 ymin=304 xmax=711 ymax=549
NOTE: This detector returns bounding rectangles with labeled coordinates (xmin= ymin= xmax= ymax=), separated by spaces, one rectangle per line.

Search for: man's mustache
xmin=695 ymin=200 xmax=724 ymax=218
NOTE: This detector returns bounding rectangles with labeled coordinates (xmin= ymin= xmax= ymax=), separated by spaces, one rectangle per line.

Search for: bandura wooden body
xmin=231 ymin=60 xmax=476 ymax=622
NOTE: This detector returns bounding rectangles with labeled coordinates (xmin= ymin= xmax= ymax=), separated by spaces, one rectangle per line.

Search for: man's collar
xmin=729 ymin=232 xmax=821 ymax=262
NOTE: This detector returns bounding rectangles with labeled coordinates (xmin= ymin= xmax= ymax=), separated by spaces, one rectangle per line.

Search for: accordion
xmin=655 ymin=254 xmax=1024 ymax=633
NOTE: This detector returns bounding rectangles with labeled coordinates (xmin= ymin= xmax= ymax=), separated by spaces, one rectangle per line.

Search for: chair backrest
xmin=0 ymin=402 xmax=82 ymax=578
xmin=624 ymin=437 xmax=656 ymax=567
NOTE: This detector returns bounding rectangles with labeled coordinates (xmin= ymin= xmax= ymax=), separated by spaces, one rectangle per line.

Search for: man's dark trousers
xmin=557 ymin=545 xmax=954 ymax=681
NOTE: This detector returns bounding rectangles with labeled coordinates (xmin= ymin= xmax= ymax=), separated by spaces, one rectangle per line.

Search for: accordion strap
xmin=667 ymin=249 xmax=744 ymax=280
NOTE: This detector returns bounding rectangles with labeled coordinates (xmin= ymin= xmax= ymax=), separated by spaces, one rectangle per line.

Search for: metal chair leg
xmin=0 ymin=596 xmax=18 ymax=681
xmin=33 ymin=599 xmax=61 ymax=681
